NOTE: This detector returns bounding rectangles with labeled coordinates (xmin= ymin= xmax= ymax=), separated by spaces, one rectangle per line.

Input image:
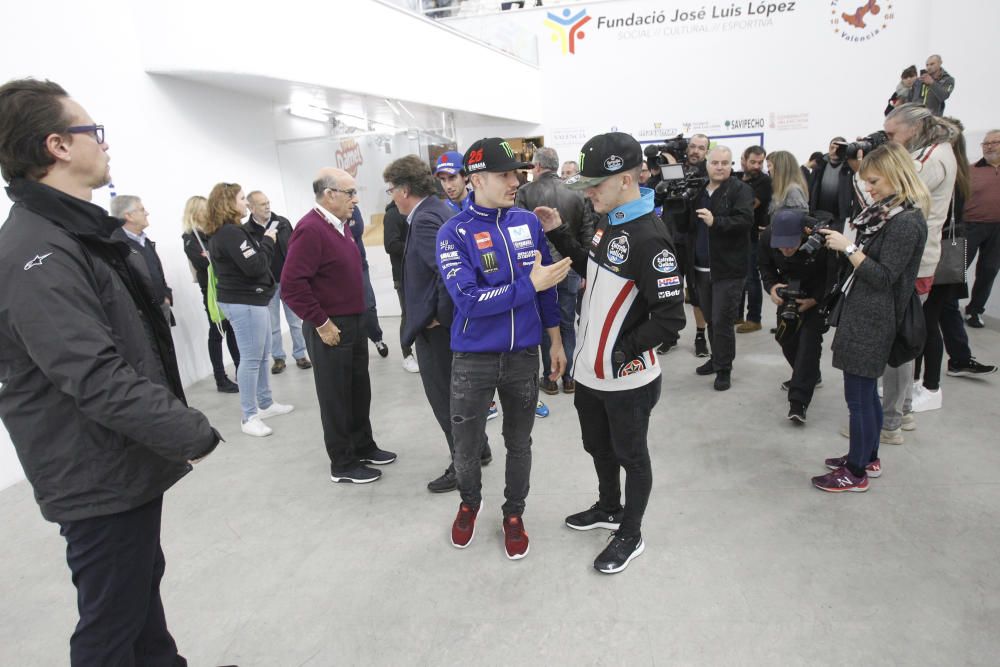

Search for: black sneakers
xmin=375 ymin=341 xmax=389 ymax=358
xmin=787 ymin=401 xmax=807 ymax=425
xmin=656 ymin=341 xmax=676 ymax=355
xmin=360 ymin=447 xmax=397 ymax=465
xmin=947 ymin=358 xmax=998 ymax=377
xmin=695 ymin=359 xmax=715 ymax=376
xmin=427 ymin=469 xmax=458 ymax=493
xmin=330 ymin=464 xmax=381 ymax=484
xmin=714 ymin=370 xmax=731 ymax=391
xmin=594 ymin=532 xmax=645 ymax=574
xmin=565 ymin=503 xmax=624 ymax=531
xmin=694 ymin=336 xmax=710 ymax=358
xmin=966 ymin=313 xmax=985 ymax=328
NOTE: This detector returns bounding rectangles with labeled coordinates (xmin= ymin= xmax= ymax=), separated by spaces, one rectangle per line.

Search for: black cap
xmin=565 ymin=132 xmax=644 ymax=190
xmin=770 ymin=209 xmax=813 ymax=248
xmin=463 ymin=138 xmax=534 ymax=174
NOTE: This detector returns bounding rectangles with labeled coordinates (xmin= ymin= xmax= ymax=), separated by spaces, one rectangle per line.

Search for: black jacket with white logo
xmin=209 ymin=222 xmax=276 ymax=306
xmin=547 ymin=190 xmax=686 ymax=391
xmin=0 ymin=179 xmax=218 ymax=522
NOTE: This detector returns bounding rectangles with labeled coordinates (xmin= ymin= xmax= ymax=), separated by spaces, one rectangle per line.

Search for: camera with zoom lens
xmin=798 ymin=218 xmax=833 ymax=256
xmin=777 ymin=280 xmax=806 ymax=323
xmin=644 ymin=135 xmax=689 ymax=164
xmin=834 ymin=130 xmax=889 ymax=160
xmin=653 ymin=163 xmax=709 ymax=205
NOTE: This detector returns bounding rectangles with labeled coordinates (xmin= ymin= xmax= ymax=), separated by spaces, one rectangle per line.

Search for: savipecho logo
xmin=336 ymin=139 xmax=363 ymax=177
xmin=544 ymin=7 xmax=592 ymax=55
xmin=725 ymin=118 xmax=765 ymax=130
xmin=831 ymin=0 xmax=894 ymax=42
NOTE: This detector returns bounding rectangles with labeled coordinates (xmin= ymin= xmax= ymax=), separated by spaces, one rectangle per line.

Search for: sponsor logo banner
xmin=831 ymin=0 xmax=893 ymax=42
xmin=607 ymin=236 xmax=630 ymax=265
xmin=475 ymin=232 xmax=493 ymax=250
xmin=336 ymin=139 xmax=363 ymax=177
xmin=657 ymin=276 xmax=681 ymax=288
xmin=652 ymin=249 xmax=677 ymax=273
xmin=480 ymin=251 xmax=499 ymax=273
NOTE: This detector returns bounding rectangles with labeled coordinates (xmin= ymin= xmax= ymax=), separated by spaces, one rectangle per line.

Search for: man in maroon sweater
xmin=281 ymin=167 xmax=397 ymax=484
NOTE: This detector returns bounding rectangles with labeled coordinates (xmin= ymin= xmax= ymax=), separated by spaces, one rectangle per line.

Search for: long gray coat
xmin=832 ymin=208 xmax=928 ymax=378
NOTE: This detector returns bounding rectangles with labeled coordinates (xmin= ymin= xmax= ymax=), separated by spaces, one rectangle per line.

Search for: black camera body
xmin=777 ymin=279 xmax=806 ymax=323
xmin=654 ymin=163 xmax=708 ymax=206
xmin=834 ymin=130 xmax=889 ymax=160
xmin=798 ymin=219 xmax=832 ymax=256
xmin=644 ymin=135 xmax=689 ymax=164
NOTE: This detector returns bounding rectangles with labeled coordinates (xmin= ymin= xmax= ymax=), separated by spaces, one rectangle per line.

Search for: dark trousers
xmin=59 ymin=496 xmax=186 ymax=667
xmin=677 ymin=240 xmax=700 ymax=309
xmin=965 ymin=221 xmax=1000 ymax=315
xmin=844 ymin=372 xmax=883 ymax=471
xmin=202 ymin=290 xmax=239 ymax=384
xmin=694 ymin=271 xmax=742 ymax=371
xmin=451 ymin=349 xmax=538 ymax=516
xmin=740 ymin=238 xmax=764 ymax=322
xmin=393 ymin=283 xmax=412 ymax=358
xmin=574 ymin=377 xmax=660 ymax=538
xmin=361 ymin=266 xmax=384 ymax=344
xmin=304 ymin=315 xmax=378 ymax=472
xmin=541 ymin=271 xmax=580 ymax=380
xmin=915 ymin=283 xmax=954 ymax=390
xmin=779 ymin=308 xmax=824 ymax=406
xmin=416 ymin=326 xmax=457 ymax=457
xmin=941 ymin=296 xmax=973 ymax=364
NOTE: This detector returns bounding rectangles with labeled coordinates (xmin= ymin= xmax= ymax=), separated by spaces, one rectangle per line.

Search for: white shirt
xmin=123 ymin=228 xmax=147 ymax=247
xmin=405 ymin=197 xmax=430 ymax=225
xmin=314 ymin=206 xmax=346 ymax=236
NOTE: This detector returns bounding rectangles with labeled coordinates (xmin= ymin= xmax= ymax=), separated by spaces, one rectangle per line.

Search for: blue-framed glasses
xmin=66 ymin=124 xmax=105 ymax=144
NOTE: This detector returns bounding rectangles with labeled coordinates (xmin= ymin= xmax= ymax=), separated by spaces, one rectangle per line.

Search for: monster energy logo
xmin=500 ymin=141 xmax=515 ymax=159
xmin=579 ymin=151 xmax=585 ymax=171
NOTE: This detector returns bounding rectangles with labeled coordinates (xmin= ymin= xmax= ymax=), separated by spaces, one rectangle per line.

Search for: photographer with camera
xmin=678 ymin=145 xmax=754 ymax=391
xmin=645 ymin=134 xmax=711 ymax=355
xmin=809 ymin=136 xmax=859 ymax=231
xmin=759 ymin=209 xmax=837 ymax=424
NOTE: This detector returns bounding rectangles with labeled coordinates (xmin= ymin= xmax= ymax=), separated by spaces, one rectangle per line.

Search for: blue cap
xmin=434 ymin=151 xmax=464 ymax=175
xmin=770 ymin=209 xmax=808 ymax=248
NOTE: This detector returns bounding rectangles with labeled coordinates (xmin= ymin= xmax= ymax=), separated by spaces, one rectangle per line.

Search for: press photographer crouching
xmin=759 ymin=209 xmax=837 ymax=425
xmin=811 ymin=143 xmax=929 ymax=493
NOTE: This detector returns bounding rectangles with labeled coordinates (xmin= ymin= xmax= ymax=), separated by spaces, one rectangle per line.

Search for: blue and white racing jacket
xmin=436 ymin=196 xmax=561 ymax=354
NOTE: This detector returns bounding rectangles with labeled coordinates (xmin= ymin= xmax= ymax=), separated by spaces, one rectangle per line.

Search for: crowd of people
xmin=0 ymin=51 xmax=997 ymax=662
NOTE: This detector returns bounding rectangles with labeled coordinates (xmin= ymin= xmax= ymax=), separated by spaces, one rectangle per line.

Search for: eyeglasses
xmin=66 ymin=124 xmax=105 ymax=144
xmin=327 ymin=187 xmax=358 ymax=198
xmin=982 ymin=141 xmax=1000 ymax=148
xmin=385 ymin=185 xmax=399 ymax=196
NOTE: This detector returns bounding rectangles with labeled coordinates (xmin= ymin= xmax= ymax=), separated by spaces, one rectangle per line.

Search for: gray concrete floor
xmin=2 ymin=311 xmax=999 ymax=666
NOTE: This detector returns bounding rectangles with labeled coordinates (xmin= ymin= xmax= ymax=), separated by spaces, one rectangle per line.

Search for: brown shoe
xmin=271 ymin=358 xmax=286 ymax=374
xmin=736 ymin=321 xmax=762 ymax=333
xmin=540 ymin=377 xmax=559 ymax=395
xmin=296 ymin=357 xmax=312 ymax=370
xmin=734 ymin=319 xmax=746 ymax=326
xmin=562 ymin=378 xmax=576 ymax=394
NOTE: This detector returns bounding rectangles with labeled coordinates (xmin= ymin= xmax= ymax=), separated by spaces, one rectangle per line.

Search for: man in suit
xmin=384 ymin=155 xmax=492 ymax=493
xmin=109 ymin=195 xmax=173 ymax=326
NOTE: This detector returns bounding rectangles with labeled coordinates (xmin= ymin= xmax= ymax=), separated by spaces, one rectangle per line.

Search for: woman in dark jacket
xmin=206 ymin=183 xmax=293 ymax=437
xmin=813 ymin=143 xmax=930 ymax=492
xmin=181 ymin=195 xmax=240 ymax=393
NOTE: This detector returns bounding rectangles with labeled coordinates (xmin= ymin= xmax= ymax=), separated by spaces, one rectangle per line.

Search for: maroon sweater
xmin=280 ymin=208 xmax=365 ymax=326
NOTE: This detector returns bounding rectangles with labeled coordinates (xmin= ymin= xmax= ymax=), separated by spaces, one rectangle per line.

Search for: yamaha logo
xmin=604 ymin=155 xmax=624 ymax=171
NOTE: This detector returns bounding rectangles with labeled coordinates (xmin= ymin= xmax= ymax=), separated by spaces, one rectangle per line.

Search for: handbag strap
xmin=193 ymin=231 xmax=215 ymax=270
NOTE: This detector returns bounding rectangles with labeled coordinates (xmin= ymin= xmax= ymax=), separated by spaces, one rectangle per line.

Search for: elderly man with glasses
xmin=281 ymin=167 xmax=397 ymax=485
xmin=963 ymin=131 xmax=1000 ymax=328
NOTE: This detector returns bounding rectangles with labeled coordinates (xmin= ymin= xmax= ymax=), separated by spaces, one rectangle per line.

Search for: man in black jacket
xmin=537 ymin=132 xmax=685 ymax=574
xmin=735 ymin=146 xmax=772 ymax=333
xmin=682 ymin=145 xmax=754 ymax=390
xmin=515 ymin=146 xmax=595 ymax=395
xmin=0 ymin=78 xmax=219 ymax=666
xmin=245 ymin=190 xmax=311 ymax=373
xmin=759 ymin=209 xmax=837 ymax=424
xmin=110 ymin=194 xmax=174 ymax=326
xmin=384 ymin=155 xmax=491 ymax=492
xmin=383 ymin=200 xmax=418 ymax=371
xmin=809 ymin=137 xmax=856 ymax=231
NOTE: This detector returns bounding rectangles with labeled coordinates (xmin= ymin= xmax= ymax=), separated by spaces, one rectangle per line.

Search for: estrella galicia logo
xmin=607 ymin=236 xmax=629 ymax=265
xmin=831 ymin=0 xmax=893 ymax=42
xmin=544 ymin=8 xmax=592 ymax=56
xmin=604 ymin=155 xmax=624 ymax=171
xmin=652 ymin=249 xmax=677 ymax=273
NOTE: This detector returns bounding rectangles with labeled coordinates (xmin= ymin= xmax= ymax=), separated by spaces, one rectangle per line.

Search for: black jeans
xmin=741 ymin=238 xmax=763 ymax=322
xmin=304 ymin=315 xmax=379 ymax=472
xmin=59 ymin=496 xmax=186 ymax=667
xmin=778 ymin=307 xmax=824 ymax=407
xmin=393 ymin=283 xmax=412 ymax=358
xmin=202 ymin=289 xmax=239 ymax=384
xmin=361 ymin=266 xmax=384 ymax=344
xmin=914 ymin=283 xmax=957 ymax=391
xmin=417 ymin=326 xmax=456 ymax=459
xmin=695 ymin=272 xmax=743 ymax=371
xmin=965 ymin=221 xmax=1000 ymax=315
xmin=940 ymin=295 xmax=973 ymax=364
xmin=451 ymin=349 xmax=538 ymax=516
xmin=574 ymin=377 xmax=660 ymax=538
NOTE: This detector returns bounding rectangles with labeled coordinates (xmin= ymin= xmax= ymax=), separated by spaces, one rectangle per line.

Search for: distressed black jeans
xmin=450 ymin=348 xmax=539 ymax=516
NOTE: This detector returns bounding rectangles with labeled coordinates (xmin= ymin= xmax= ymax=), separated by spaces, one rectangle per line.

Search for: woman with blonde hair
xmin=181 ymin=195 xmax=240 ymax=393
xmin=767 ymin=151 xmax=810 ymax=213
xmin=207 ymin=183 xmax=293 ymax=436
xmin=812 ymin=143 xmax=929 ymax=492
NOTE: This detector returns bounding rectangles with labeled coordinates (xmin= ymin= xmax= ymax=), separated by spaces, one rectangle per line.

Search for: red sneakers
xmin=824 ymin=456 xmax=882 ymax=478
xmin=451 ymin=501 xmax=481 ymax=548
xmin=502 ymin=515 xmax=530 ymax=560
xmin=811 ymin=466 xmax=869 ymax=493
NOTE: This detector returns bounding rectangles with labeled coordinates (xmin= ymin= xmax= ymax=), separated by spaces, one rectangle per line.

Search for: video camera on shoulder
xmin=833 ymin=130 xmax=889 ymax=161
xmin=644 ymin=139 xmax=708 ymax=208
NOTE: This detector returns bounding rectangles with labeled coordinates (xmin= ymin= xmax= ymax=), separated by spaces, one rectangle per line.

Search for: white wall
xmin=0 ymin=0 xmax=286 ymax=489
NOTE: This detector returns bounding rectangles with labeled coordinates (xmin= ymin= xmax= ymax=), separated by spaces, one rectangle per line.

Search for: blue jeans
xmin=219 ymin=302 xmax=273 ymax=421
xmin=268 ymin=283 xmax=306 ymax=361
xmin=843 ymin=372 xmax=883 ymax=471
xmin=541 ymin=271 xmax=580 ymax=380
xmin=451 ymin=349 xmax=539 ymax=516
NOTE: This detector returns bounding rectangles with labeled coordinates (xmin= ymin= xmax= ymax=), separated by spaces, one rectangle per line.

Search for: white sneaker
xmin=911 ymin=386 xmax=942 ymax=413
xmin=880 ymin=427 xmax=904 ymax=445
xmin=257 ymin=401 xmax=294 ymax=419
xmin=241 ymin=414 xmax=273 ymax=437
xmin=402 ymin=355 xmax=420 ymax=373
xmin=901 ymin=412 xmax=916 ymax=431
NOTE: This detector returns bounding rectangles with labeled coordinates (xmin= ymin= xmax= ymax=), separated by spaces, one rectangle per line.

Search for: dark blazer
xmin=402 ymin=197 xmax=456 ymax=346
xmin=244 ymin=212 xmax=293 ymax=281
xmin=809 ymin=155 xmax=857 ymax=228
xmin=382 ymin=201 xmax=409 ymax=285
xmin=111 ymin=227 xmax=172 ymax=305
xmin=680 ymin=176 xmax=754 ymax=281
xmin=514 ymin=171 xmax=594 ymax=259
